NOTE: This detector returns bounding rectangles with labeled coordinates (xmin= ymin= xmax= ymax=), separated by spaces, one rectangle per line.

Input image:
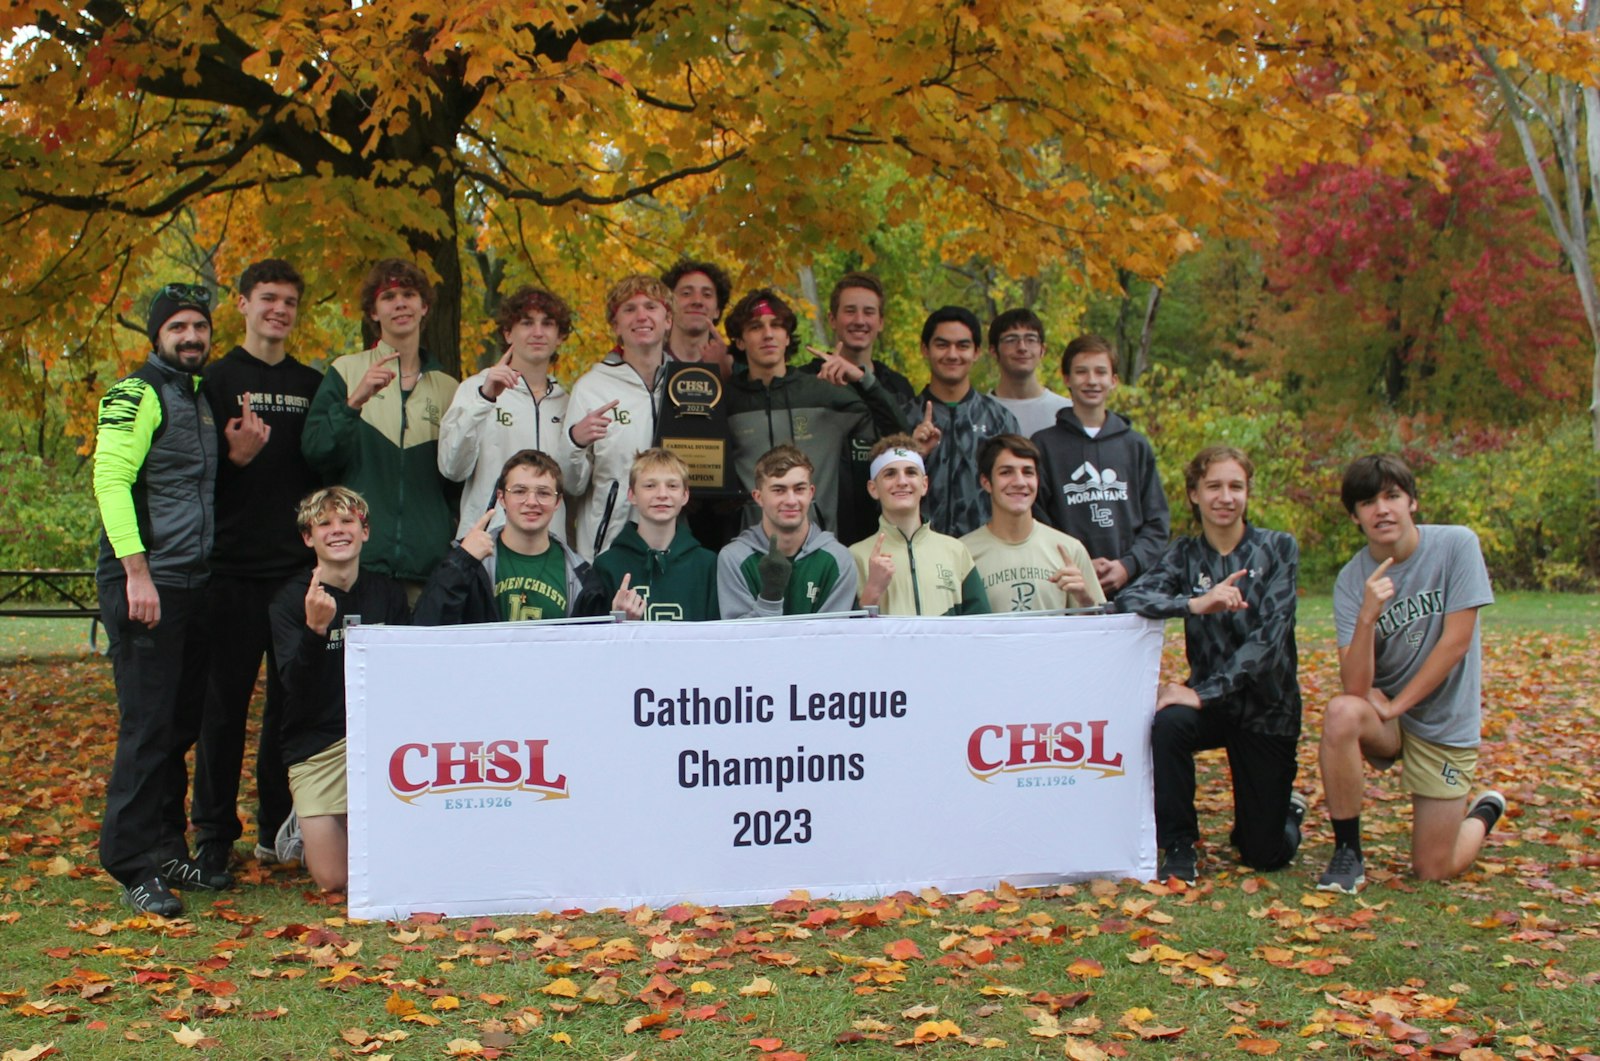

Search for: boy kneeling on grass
xmin=270 ymin=486 xmax=410 ymax=892
xmin=1316 ymin=454 xmax=1506 ymax=893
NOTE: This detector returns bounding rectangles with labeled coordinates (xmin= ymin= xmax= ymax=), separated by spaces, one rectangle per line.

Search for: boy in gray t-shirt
xmin=1315 ymin=455 xmax=1506 ymax=893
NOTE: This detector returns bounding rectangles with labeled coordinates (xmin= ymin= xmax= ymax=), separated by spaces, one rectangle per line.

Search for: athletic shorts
xmin=1372 ymin=729 xmax=1477 ymax=800
xmin=288 ymin=737 xmax=348 ymax=817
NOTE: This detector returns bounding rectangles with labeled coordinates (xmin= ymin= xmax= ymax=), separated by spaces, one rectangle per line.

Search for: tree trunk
xmin=1132 ymin=283 xmax=1162 ymax=382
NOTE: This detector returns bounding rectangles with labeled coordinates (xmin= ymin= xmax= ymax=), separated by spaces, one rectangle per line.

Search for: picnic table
xmin=0 ymin=569 xmax=101 ymax=649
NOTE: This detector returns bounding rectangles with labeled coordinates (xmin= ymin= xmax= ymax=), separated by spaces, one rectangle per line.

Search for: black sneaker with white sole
xmin=123 ymin=876 xmax=184 ymax=917
xmin=161 ymin=855 xmax=234 ymax=892
xmin=1316 ymin=845 xmax=1365 ymax=893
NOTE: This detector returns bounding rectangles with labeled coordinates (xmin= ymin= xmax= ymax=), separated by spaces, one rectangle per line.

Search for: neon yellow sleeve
xmin=92 ymin=377 xmax=163 ymax=558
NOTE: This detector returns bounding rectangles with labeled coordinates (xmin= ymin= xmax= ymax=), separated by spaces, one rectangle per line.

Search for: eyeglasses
xmin=997 ymin=333 xmax=1042 ymax=349
xmin=155 ymin=283 xmax=214 ymax=309
xmin=504 ymin=486 xmax=559 ymax=503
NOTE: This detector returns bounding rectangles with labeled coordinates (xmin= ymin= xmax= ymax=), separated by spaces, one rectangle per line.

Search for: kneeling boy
xmin=271 ymin=487 xmax=410 ymax=891
xmin=1119 ymin=446 xmax=1303 ymax=884
xmin=1316 ymin=454 xmax=1505 ymax=892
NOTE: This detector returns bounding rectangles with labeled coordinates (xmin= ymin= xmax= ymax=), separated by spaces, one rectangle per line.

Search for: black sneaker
xmin=123 ymin=877 xmax=184 ymax=917
xmin=195 ymin=838 xmax=234 ymax=876
xmin=161 ymin=855 xmax=233 ymax=892
xmin=1157 ymin=843 xmax=1198 ymax=885
xmin=1469 ymin=791 xmax=1507 ymax=833
xmin=1316 ymin=845 xmax=1365 ymax=893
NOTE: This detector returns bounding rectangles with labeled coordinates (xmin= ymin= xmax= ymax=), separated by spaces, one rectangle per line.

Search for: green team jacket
xmin=301 ymin=347 xmax=458 ymax=582
xmin=593 ymin=521 xmax=721 ymax=621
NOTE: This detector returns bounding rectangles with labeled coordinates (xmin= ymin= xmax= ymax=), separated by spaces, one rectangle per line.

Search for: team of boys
xmin=92 ymin=257 xmax=1507 ymax=916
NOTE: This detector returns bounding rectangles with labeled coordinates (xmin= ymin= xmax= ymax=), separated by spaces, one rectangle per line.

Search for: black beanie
xmin=147 ymin=286 xmax=213 ymax=347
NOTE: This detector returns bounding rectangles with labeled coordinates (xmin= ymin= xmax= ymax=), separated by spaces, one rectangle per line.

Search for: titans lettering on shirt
xmin=1374 ymin=589 xmax=1446 ymax=639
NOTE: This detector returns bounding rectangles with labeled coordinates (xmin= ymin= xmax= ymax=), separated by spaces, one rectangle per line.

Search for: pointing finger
xmin=378 ymin=351 xmax=401 ymax=366
xmin=1372 ymin=556 xmax=1395 ymax=578
xmin=499 ymin=348 xmax=515 ymax=366
xmin=474 ymin=507 xmax=495 ymax=530
xmin=922 ymin=400 xmax=934 ymax=426
xmin=598 ymin=399 xmax=621 ymax=415
xmin=871 ymin=532 xmax=885 ymax=557
xmin=308 ymin=565 xmax=322 ymax=590
xmin=804 ymin=345 xmax=832 ymax=360
xmin=242 ymin=391 xmax=253 ymax=416
xmin=620 ymin=573 xmax=632 ymax=591
xmin=1222 ymin=568 xmax=1249 ymax=586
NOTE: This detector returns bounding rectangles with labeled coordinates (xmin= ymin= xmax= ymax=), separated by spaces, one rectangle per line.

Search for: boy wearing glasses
xmin=987 ymin=308 xmax=1071 ymax=437
xmin=414 ymin=450 xmax=605 ymax=624
xmin=906 ymin=307 xmax=1019 ymax=537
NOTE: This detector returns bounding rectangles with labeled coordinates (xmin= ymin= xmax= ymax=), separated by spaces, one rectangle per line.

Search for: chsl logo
xmin=966 ymin=721 xmax=1125 ymax=783
xmin=388 ymin=739 xmax=569 ymax=803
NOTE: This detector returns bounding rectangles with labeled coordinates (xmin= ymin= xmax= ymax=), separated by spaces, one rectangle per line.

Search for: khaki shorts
xmin=288 ymin=737 xmax=348 ymax=817
xmin=1371 ymin=729 xmax=1477 ymax=800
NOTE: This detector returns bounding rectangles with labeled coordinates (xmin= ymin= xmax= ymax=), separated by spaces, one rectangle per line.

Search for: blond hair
xmin=295 ymin=486 xmax=369 ymax=533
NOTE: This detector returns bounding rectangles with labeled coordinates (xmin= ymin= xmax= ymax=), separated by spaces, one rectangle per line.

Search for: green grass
xmin=0 ymin=615 xmax=101 ymax=663
xmin=1 ymin=612 xmax=1596 ymax=1059
xmin=1295 ymin=590 xmax=1598 ymax=646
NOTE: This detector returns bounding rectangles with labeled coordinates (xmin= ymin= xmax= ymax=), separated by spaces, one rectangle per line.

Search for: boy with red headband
xmin=724 ymin=288 xmax=903 ymax=539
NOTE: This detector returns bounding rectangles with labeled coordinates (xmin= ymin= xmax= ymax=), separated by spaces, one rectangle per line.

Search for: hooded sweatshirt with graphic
xmin=1030 ymin=407 xmax=1170 ymax=593
xmin=716 ymin=522 xmax=858 ymax=619
xmin=593 ymin=521 xmax=720 ymax=621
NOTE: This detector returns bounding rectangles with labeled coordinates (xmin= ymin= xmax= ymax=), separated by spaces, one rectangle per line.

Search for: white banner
xmin=346 ymin=613 xmax=1162 ymax=919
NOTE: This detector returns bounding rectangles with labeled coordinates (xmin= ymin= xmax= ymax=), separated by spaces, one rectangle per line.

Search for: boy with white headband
xmin=849 ymin=434 xmax=989 ymax=616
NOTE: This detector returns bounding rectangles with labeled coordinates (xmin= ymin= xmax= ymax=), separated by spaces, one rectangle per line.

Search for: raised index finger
xmin=597 ymin=399 xmax=621 ymax=415
xmin=922 ymin=400 xmax=934 ymax=426
xmin=1372 ymin=556 xmax=1395 ymax=578
xmin=499 ymin=348 xmax=515 ymax=366
xmin=474 ymin=507 xmax=495 ymax=530
xmin=242 ymin=391 xmax=253 ymax=415
xmin=871 ymin=532 xmax=886 ymax=556
xmin=620 ymin=573 xmax=632 ymax=591
xmin=308 ymin=565 xmax=322 ymax=590
xmin=1222 ymin=568 xmax=1249 ymax=586
xmin=1057 ymin=543 xmax=1073 ymax=567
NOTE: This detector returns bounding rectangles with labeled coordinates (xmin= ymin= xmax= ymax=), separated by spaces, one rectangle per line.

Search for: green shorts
xmin=288 ymin=737 xmax=348 ymax=817
xmin=1372 ymin=729 xmax=1477 ymax=800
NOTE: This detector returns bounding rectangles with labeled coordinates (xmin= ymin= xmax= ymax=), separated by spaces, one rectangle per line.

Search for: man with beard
xmin=94 ymin=283 xmax=231 ymax=916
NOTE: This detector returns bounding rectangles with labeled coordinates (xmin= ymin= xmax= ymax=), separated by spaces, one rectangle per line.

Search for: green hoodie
xmin=593 ymin=521 xmax=720 ymax=621
xmin=301 ymin=346 xmax=458 ymax=582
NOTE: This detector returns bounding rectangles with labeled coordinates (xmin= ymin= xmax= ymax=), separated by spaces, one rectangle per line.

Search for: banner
xmin=346 ymin=613 xmax=1162 ymax=919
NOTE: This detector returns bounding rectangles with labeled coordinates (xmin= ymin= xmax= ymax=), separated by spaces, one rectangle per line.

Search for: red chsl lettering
xmin=966 ymin=721 xmax=1123 ymax=774
xmin=387 ymin=739 xmax=568 ymax=795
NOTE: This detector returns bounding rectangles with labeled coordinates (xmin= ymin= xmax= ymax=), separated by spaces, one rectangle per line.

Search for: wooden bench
xmin=0 ymin=569 xmax=101 ymax=650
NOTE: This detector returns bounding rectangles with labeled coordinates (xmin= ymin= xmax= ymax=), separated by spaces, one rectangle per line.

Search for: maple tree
xmin=1246 ymin=136 xmax=1590 ymax=421
xmin=3 ymin=0 xmax=1585 ymax=397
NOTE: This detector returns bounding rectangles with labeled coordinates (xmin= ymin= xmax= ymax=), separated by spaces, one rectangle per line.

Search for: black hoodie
xmin=1030 ymin=408 xmax=1171 ymax=594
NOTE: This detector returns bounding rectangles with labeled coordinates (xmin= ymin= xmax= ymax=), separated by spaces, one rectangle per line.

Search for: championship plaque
xmin=659 ymin=363 xmax=735 ymax=495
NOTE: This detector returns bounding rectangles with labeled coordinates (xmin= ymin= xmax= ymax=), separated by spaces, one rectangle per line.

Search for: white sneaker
xmin=274 ymin=811 xmax=303 ymax=865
